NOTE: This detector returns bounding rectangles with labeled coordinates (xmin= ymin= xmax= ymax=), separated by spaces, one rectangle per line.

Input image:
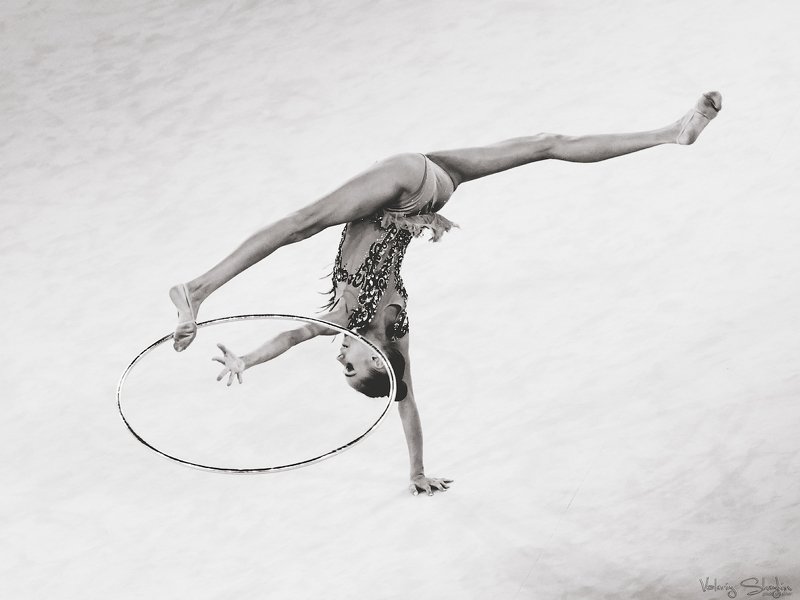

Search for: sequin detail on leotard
xmin=325 ymin=214 xmax=410 ymax=339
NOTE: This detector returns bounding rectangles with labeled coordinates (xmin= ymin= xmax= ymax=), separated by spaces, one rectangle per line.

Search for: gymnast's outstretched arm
xmin=212 ymin=309 xmax=348 ymax=385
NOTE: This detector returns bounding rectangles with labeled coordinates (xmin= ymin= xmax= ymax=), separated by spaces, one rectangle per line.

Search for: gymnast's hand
xmin=213 ymin=343 xmax=245 ymax=386
xmin=409 ymin=475 xmax=453 ymax=497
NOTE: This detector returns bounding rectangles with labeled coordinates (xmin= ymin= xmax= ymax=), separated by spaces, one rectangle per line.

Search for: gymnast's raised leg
xmin=170 ymin=153 xmax=427 ymax=350
xmin=427 ymin=92 xmax=721 ymax=187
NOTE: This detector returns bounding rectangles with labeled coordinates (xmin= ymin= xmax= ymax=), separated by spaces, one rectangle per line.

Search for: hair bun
xmin=395 ymin=380 xmax=408 ymax=402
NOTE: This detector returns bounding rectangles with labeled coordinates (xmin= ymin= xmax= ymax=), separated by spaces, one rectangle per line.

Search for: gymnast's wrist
xmin=241 ymin=354 xmax=256 ymax=370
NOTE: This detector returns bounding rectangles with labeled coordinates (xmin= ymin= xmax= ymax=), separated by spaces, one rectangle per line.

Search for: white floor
xmin=3 ymin=1 xmax=799 ymax=598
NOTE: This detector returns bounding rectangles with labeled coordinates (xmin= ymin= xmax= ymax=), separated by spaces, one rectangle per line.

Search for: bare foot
xmin=677 ymin=91 xmax=722 ymax=145
xmin=169 ymin=283 xmax=199 ymax=352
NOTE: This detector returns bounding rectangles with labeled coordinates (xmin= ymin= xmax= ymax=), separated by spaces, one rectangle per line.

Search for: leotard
xmin=325 ymin=154 xmax=457 ymax=335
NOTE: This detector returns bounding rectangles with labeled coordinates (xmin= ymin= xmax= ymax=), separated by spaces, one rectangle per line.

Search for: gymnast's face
xmin=336 ymin=337 xmax=384 ymax=389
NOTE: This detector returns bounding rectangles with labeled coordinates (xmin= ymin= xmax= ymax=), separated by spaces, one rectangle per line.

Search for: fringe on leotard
xmin=379 ymin=211 xmax=459 ymax=242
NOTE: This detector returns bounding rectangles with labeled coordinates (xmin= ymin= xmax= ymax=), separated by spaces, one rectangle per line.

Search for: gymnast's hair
xmin=353 ymin=344 xmax=408 ymax=401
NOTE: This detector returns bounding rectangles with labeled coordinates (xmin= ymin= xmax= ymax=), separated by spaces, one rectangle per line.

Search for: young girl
xmin=169 ymin=92 xmax=722 ymax=496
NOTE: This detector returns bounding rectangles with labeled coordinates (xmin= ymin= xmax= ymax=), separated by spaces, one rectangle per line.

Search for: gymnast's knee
xmin=490 ymin=133 xmax=563 ymax=160
xmin=518 ymin=132 xmax=563 ymax=152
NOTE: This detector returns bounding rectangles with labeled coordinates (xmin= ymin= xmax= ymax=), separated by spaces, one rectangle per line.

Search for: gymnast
xmin=169 ymin=92 xmax=722 ymax=496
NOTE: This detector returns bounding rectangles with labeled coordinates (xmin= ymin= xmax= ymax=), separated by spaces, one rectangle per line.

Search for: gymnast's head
xmin=336 ymin=335 xmax=408 ymax=401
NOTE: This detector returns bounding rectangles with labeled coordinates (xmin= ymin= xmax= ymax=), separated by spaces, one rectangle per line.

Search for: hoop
xmin=116 ymin=314 xmax=397 ymax=473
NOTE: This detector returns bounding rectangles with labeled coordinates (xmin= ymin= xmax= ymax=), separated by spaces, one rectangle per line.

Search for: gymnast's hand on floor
xmin=409 ymin=475 xmax=453 ymax=496
xmin=213 ymin=343 xmax=245 ymax=386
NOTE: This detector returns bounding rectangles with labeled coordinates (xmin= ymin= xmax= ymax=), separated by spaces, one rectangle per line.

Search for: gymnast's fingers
xmin=411 ymin=479 xmax=432 ymax=496
xmin=212 ymin=356 xmax=225 ymax=365
xmin=227 ymin=371 xmax=234 ymax=387
xmin=236 ymin=371 xmax=243 ymax=385
xmin=217 ymin=367 xmax=228 ymax=382
xmin=217 ymin=343 xmax=230 ymax=356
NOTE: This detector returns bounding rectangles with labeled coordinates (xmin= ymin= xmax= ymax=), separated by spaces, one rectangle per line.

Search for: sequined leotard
xmin=327 ymin=215 xmax=412 ymax=338
xmin=325 ymin=154 xmax=457 ymax=337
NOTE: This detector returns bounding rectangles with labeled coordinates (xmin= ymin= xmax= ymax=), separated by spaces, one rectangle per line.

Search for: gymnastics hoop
xmin=116 ymin=313 xmax=397 ymax=473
